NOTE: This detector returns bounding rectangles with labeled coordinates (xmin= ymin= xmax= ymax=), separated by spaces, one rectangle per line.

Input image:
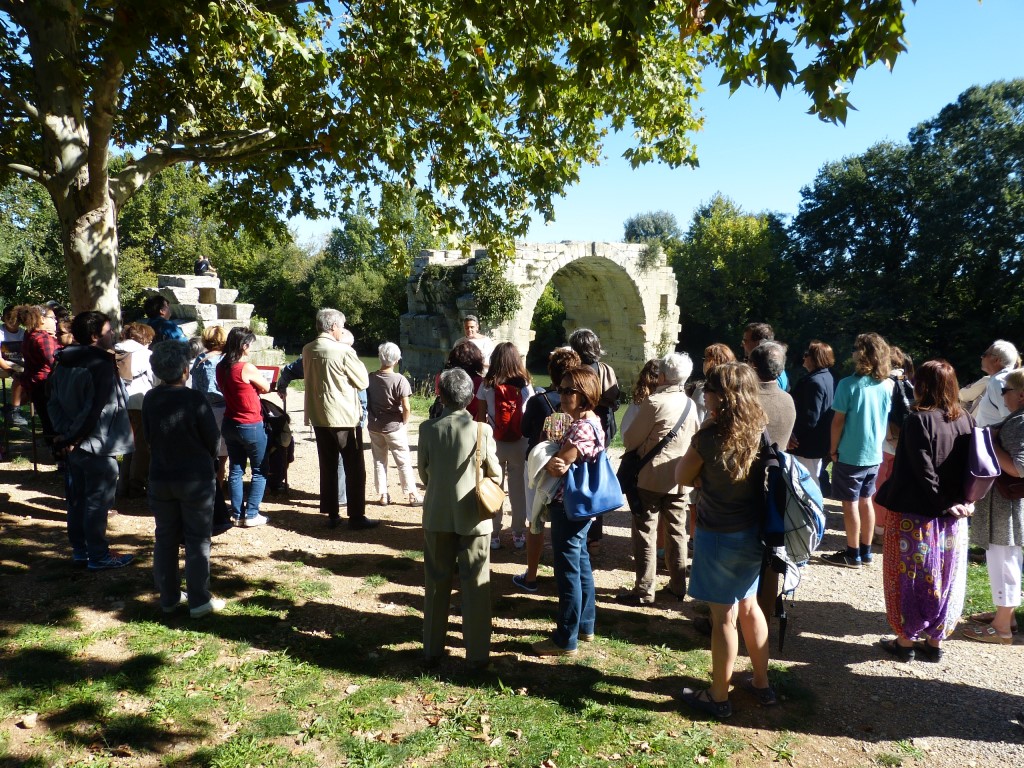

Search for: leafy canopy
xmin=0 ymin=0 xmax=911 ymax=257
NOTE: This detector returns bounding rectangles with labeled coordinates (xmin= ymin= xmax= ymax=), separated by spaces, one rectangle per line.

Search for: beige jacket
xmin=419 ymin=408 xmax=502 ymax=536
xmin=302 ymin=333 xmax=369 ymax=428
xmin=621 ymin=384 xmax=700 ymax=495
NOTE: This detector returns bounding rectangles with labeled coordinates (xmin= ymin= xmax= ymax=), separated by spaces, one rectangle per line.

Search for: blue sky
xmin=293 ymin=1 xmax=1024 ymax=246
xmin=525 ymin=0 xmax=1024 ymax=242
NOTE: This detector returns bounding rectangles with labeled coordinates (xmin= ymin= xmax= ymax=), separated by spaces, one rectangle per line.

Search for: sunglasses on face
xmin=557 ymin=387 xmax=580 ymax=396
xmin=1002 ymin=387 xmax=1020 ymax=395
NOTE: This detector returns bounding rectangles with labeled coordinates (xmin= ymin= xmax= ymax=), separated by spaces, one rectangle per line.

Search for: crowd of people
xmin=3 ymin=301 xmax=1022 ymax=718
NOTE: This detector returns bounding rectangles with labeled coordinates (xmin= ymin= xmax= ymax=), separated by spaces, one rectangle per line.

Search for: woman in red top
xmin=21 ymin=305 xmax=60 ymax=441
xmin=215 ymin=327 xmax=270 ymax=527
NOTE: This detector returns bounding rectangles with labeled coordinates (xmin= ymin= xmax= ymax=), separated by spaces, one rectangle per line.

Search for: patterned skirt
xmin=883 ymin=512 xmax=968 ymax=641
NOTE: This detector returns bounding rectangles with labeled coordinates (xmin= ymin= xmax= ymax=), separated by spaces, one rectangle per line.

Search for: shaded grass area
xmin=0 ymin=555 xmax=756 ymax=768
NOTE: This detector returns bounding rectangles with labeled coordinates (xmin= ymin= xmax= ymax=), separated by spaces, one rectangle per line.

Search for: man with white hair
xmin=303 ymin=308 xmax=377 ymax=531
xmin=617 ymin=352 xmax=701 ymax=605
xmin=975 ymin=339 xmax=1019 ymax=427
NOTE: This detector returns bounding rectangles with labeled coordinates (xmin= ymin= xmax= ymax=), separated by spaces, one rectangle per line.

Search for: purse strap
xmin=635 ymin=398 xmax=693 ymax=471
xmin=475 ymin=422 xmax=485 ymax=483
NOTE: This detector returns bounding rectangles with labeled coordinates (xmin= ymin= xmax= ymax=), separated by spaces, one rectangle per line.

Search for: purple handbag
xmin=964 ymin=426 xmax=1000 ymax=502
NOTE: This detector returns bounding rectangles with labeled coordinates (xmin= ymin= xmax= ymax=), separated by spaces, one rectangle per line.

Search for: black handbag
xmin=616 ymin=399 xmax=692 ymax=513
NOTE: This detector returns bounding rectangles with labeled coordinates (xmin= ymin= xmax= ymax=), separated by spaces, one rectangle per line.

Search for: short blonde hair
xmin=202 ymin=325 xmax=228 ymax=351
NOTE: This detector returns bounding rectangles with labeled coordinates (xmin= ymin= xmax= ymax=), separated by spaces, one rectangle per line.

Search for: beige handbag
xmin=475 ymin=423 xmax=506 ymax=520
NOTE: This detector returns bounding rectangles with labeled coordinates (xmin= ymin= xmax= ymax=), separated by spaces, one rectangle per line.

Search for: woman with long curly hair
xmin=477 ymin=342 xmax=535 ymax=550
xmin=874 ymin=360 xmax=974 ymax=661
xmin=675 ymin=362 xmax=771 ymax=719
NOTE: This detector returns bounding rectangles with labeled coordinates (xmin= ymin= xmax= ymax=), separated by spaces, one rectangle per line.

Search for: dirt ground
xmin=2 ymin=395 xmax=1024 ymax=766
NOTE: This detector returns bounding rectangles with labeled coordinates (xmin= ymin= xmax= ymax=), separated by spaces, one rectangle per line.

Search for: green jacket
xmin=419 ymin=408 xmax=502 ymax=536
xmin=302 ymin=333 xmax=369 ymax=428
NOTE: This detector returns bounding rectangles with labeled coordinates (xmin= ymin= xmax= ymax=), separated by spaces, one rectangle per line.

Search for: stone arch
xmin=399 ymin=242 xmax=679 ymax=389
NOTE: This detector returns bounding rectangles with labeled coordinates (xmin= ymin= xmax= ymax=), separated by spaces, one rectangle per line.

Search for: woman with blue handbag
xmin=533 ymin=366 xmax=610 ymax=657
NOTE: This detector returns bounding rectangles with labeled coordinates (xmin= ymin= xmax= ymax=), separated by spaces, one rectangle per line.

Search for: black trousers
xmin=313 ymin=426 xmax=366 ymax=521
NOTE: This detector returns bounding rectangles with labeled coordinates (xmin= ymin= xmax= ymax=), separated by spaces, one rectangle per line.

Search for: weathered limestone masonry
xmin=143 ymin=275 xmax=286 ymax=366
xmin=400 ymin=242 xmax=680 ymax=389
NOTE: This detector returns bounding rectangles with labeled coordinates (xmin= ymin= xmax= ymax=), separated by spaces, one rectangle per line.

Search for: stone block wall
xmin=143 ymin=275 xmax=285 ymax=366
xmin=399 ymin=242 xmax=680 ymax=390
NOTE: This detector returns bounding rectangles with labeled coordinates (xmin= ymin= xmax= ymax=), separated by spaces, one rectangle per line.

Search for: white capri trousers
xmin=986 ymin=543 xmax=1023 ymax=608
xmin=369 ymin=426 xmax=417 ymax=497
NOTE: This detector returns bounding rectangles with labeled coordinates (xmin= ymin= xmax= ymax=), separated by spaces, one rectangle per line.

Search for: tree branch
xmin=0 ymin=155 xmax=43 ymax=181
xmin=109 ymin=128 xmax=317 ymax=206
xmin=0 ymin=81 xmax=40 ymax=122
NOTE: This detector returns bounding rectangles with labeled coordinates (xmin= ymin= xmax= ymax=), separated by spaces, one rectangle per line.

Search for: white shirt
xmin=975 ymin=366 xmax=1014 ymax=427
xmin=455 ymin=334 xmax=495 ymax=364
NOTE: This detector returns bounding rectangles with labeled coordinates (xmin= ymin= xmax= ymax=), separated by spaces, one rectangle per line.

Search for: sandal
xmin=967 ymin=612 xmax=1018 ymax=633
xmin=912 ymin=640 xmax=944 ymax=663
xmin=878 ymin=637 xmax=915 ymax=662
xmin=961 ymin=623 xmax=1013 ymax=645
xmin=674 ymin=687 xmax=732 ymax=720
xmin=737 ymin=676 xmax=777 ymax=706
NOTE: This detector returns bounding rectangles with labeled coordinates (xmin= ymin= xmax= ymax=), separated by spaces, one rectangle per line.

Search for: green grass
xmin=0 ymin=598 xmax=756 ymax=768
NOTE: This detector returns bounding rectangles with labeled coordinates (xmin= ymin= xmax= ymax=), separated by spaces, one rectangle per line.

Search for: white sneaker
xmin=490 ymin=535 xmax=501 ymax=551
xmin=162 ymin=591 xmax=188 ymax=613
xmin=190 ymin=597 xmax=226 ymax=618
xmin=512 ymin=533 xmax=527 ymax=550
xmin=242 ymin=513 xmax=268 ymax=528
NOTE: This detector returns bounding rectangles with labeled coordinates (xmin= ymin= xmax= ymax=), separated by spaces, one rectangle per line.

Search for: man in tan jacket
xmin=303 ymin=308 xmax=376 ymax=530
xmin=618 ymin=352 xmax=700 ymax=605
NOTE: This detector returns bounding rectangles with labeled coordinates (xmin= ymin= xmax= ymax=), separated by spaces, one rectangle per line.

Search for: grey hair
xmin=316 ymin=308 xmax=345 ymax=334
xmin=150 ymin=341 xmax=189 ymax=384
xmin=438 ymin=368 xmax=474 ymax=410
xmin=749 ymin=341 xmax=787 ymax=382
xmin=659 ymin=352 xmax=693 ymax=385
xmin=568 ymin=328 xmax=603 ymax=364
xmin=378 ymin=341 xmax=401 ymax=366
xmin=463 ymin=314 xmax=479 ymax=325
xmin=989 ymin=339 xmax=1018 ymax=368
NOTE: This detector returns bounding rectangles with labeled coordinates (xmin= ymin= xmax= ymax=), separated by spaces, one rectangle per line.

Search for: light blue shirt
xmin=833 ymin=374 xmax=892 ymax=466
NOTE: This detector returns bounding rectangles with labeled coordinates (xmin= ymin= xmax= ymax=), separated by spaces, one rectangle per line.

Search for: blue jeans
xmin=222 ymin=420 xmax=267 ymax=518
xmin=549 ymin=501 xmax=595 ymax=650
xmin=66 ymin=450 xmax=118 ymax=562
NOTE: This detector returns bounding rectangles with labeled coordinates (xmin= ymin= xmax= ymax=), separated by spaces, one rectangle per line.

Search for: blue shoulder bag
xmin=563 ymin=451 xmax=624 ymax=521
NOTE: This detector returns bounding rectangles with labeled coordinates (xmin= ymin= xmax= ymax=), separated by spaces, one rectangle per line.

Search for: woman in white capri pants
xmin=367 ymin=342 xmax=421 ymax=505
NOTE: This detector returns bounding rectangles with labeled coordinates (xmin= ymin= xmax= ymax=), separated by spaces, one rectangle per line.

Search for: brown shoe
xmin=961 ymin=623 xmax=1013 ymax=645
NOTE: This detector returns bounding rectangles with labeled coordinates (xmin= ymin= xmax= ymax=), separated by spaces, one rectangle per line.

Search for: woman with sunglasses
xmin=532 ymin=366 xmax=604 ymax=657
xmin=674 ymin=362 xmax=771 ymax=718
xmin=961 ymin=368 xmax=1024 ymax=644
xmin=787 ymin=340 xmax=835 ymax=490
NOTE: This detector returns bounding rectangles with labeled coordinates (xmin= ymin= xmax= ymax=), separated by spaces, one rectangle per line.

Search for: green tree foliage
xmin=623 ymin=211 xmax=682 ymax=244
xmin=672 ymin=194 xmax=791 ymax=360
xmin=527 ymin=283 xmax=566 ymax=370
xmin=0 ymin=0 xmax=911 ymax=318
xmin=306 ymin=190 xmax=442 ymax=353
xmin=211 ymin=230 xmax=315 ymax=351
xmin=0 ymin=178 xmax=64 ymax=308
xmin=789 ymin=80 xmax=1024 ymax=378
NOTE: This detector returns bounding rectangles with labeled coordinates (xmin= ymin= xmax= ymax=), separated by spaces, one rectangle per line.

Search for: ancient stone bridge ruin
xmin=400 ymin=242 xmax=680 ymax=389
